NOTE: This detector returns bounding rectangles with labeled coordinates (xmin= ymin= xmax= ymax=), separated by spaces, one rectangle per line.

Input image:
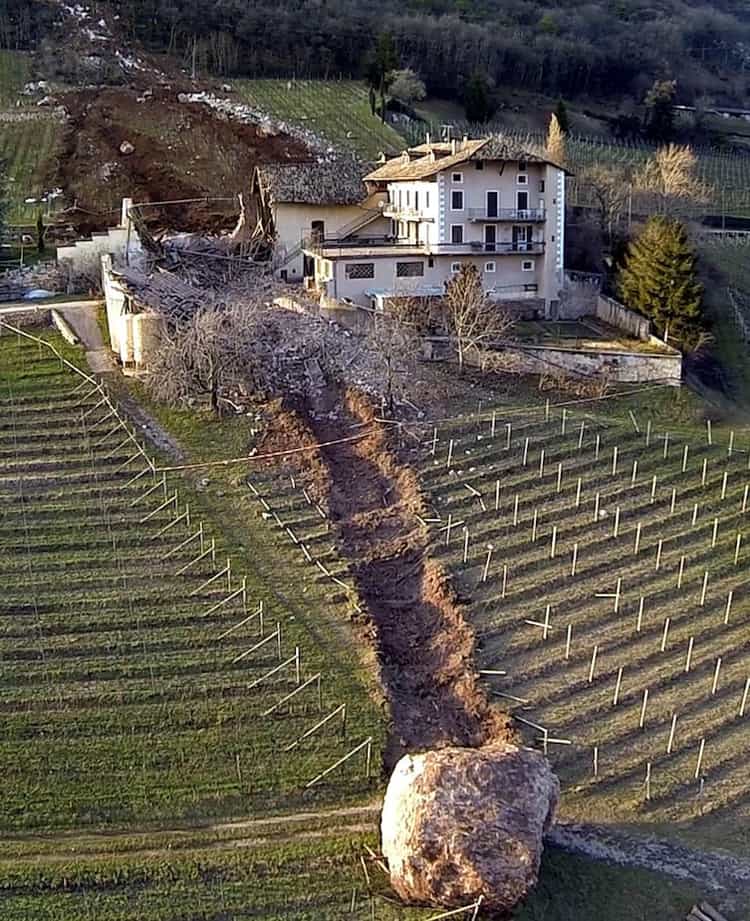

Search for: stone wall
xmin=493 ymin=341 xmax=682 ymax=385
xmin=596 ymin=294 xmax=650 ymax=340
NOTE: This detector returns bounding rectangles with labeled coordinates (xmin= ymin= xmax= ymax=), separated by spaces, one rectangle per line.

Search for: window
xmin=484 ymin=261 xmax=496 ymax=273
xmin=451 ymin=189 xmax=464 ymax=210
xmin=428 ymin=256 xmax=434 ymax=268
xmin=519 ymin=161 xmax=527 ymax=171
xmin=475 ymin=161 xmax=484 ymax=170
xmin=414 ymin=190 xmax=420 ymax=210
xmin=517 ymin=173 xmax=528 ymax=185
xmin=425 ymin=190 xmax=430 ymax=209
xmin=345 ymin=262 xmax=375 ymax=279
xmin=406 ymin=190 xmax=411 ymax=206
xmin=450 ymin=262 xmax=462 ymax=273
xmin=396 ymin=261 xmax=424 ymax=277
xmin=450 ymin=224 xmax=464 ymax=244
xmin=452 ymin=172 xmax=463 ymax=183
xmin=521 ymin=259 xmax=535 ymax=272
xmin=539 ymin=179 xmax=545 ymax=192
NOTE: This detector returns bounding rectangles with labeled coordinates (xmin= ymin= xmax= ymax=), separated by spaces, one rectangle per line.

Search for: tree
xmin=364 ymin=310 xmax=418 ymax=413
xmin=546 ymin=112 xmax=566 ymax=166
xmin=146 ymin=301 xmax=270 ymax=414
xmin=582 ymin=164 xmax=629 ymax=245
xmin=463 ymin=71 xmax=494 ymax=123
xmin=554 ymin=98 xmax=570 ymax=134
xmin=0 ymin=159 xmax=8 ymax=245
xmin=444 ymin=265 xmax=513 ymax=371
xmin=35 ymin=211 xmax=45 ymax=255
xmin=388 ymin=68 xmax=426 ymax=105
xmin=644 ymin=79 xmax=676 ymax=142
xmin=367 ymin=32 xmax=399 ymax=122
xmin=634 ymin=143 xmax=711 ymax=215
xmin=617 ymin=217 xmax=704 ymax=348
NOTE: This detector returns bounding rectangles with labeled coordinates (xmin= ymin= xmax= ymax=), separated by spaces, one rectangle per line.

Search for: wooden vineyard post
xmin=447 ymin=439 xmax=454 ymax=469
xmin=636 ymin=596 xmax=644 ymax=633
xmin=721 ymin=471 xmax=728 ymax=501
xmin=593 ymin=746 xmax=599 ymax=778
xmin=482 ymin=545 xmax=494 ymax=583
xmin=682 ymin=444 xmax=689 ymax=473
xmin=561 ymin=408 xmax=567 ymax=435
xmin=661 ymin=617 xmax=671 ymax=652
xmin=706 ymin=419 xmax=712 ymax=446
xmin=571 ymin=542 xmax=578 ymax=577
xmin=639 ymin=688 xmax=649 ymax=729
xmin=588 ymin=645 xmax=598 ymax=683
xmin=631 ymin=460 xmax=638 ymax=485
xmin=431 ymin=427 xmax=438 ymax=455
xmin=593 ymin=491 xmax=600 ymax=523
xmin=655 ymin=539 xmax=663 ymax=571
xmin=612 ymin=446 xmax=618 ymax=476
xmin=666 ymin=712 xmax=677 ymax=754
xmin=523 ymin=437 xmax=529 ymax=466
xmin=506 ymin=421 xmax=512 ymax=450
xmin=725 ymin=591 xmax=733 ymax=624
xmin=513 ymin=495 xmax=519 ymax=527
xmin=613 ymin=506 xmax=620 ymax=539
xmin=550 ymin=525 xmax=557 ymax=560
xmin=578 ymin=421 xmax=585 ymax=450
xmin=491 ymin=410 xmax=496 ymax=438
xmin=700 ymin=570 xmax=709 ymax=606
xmin=670 ymin=488 xmax=677 ymax=516
xmin=595 ymin=434 xmax=601 ymax=461
xmin=743 ymin=485 xmax=749 ymax=513
xmin=633 ymin=521 xmax=642 ymax=555
xmin=663 ymin=432 xmax=670 ymax=460
xmin=645 ymin=419 xmax=651 ymax=447
xmin=613 ymin=667 xmax=623 ymax=707
xmin=463 ymin=527 xmax=469 ymax=564
xmin=501 ymin=564 xmax=508 ymax=599
xmin=645 ymin=762 xmax=652 ymax=801
xmin=565 ymin=624 xmax=572 ymax=660
xmin=677 ymin=555 xmax=685 ymax=589
xmin=539 ymin=449 xmax=545 ymax=479
xmin=711 ymin=657 xmax=722 ymax=696
xmin=650 ymin=475 xmax=657 ymax=504
xmin=712 ymin=517 xmax=719 ymax=548
xmin=445 ymin=513 xmax=453 ymax=546
xmin=735 ymin=533 xmax=742 ymax=566
xmin=740 ymin=677 xmax=750 ymax=718
xmin=495 ymin=479 xmax=501 ymax=511
xmin=701 ymin=458 xmax=708 ymax=487
xmin=575 ymin=477 xmax=582 ymax=508
xmin=729 ymin=430 xmax=735 ymax=457
xmin=556 ymin=462 xmax=563 ymax=494
xmin=531 ymin=509 xmax=538 ymax=543
xmin=695 ymin=738 xmax=706 ymax=780
xmin=685 ymin=636 xmax=694 ymax=672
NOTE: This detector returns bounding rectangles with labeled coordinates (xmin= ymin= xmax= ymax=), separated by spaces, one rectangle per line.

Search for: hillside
xmin=102 ymin=0 xmax=750 ymax=108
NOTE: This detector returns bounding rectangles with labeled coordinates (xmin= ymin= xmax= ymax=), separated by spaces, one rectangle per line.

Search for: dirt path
xmin=301 ymin=389 xmax=511 ymax=767
xmin=1 ymin=804 xmax=381 ymax=864
xmin=548 ymin=820 xmax=750 ymax=898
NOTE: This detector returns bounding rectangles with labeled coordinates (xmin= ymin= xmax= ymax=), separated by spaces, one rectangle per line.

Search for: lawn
xmin=0 ymin=117 xmax=63 ymax=224
xmin=234 ymin=79 xmax=404 ymax=160
xmin=0 ymin=50 xmax=30 ymax=108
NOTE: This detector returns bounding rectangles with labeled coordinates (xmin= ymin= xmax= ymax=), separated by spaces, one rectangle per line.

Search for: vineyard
xmin=399 ymin=119 xmax=750 ymax=218
xmin=235 ymin=79 xmax=403 ymax=160
xmin=0 ymin=50 xmax=30 ymax=107
xmin=0 ymin=328 xmax=384 ymax=834
xmin=417 ymin=399 xmax=750 ymax=858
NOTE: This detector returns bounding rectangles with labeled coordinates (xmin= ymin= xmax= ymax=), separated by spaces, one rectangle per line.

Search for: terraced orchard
xmin=417 ymin=401 xmax=750 ymax=854
xmin=235 ymin=79 xmax=403 ymax=159
xmin=0 ymin=330 xmax=383 ymax=834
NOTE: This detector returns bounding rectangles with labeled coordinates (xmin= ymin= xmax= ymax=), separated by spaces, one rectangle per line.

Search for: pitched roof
xmin=363 ymin=135 xmax=570 ymax=182
xmin=256 ymin=161 xmax=368 ymax=206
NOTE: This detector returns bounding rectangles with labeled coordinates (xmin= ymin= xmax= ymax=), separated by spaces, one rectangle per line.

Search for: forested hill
xmin=4 ymin=0 xmax=750 ymax=107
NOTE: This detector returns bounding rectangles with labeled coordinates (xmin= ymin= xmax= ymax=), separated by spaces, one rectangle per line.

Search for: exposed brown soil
xmin=52 ymin=87 xmax=311 ymax=234
xmin=266 ymin=389 xmax=512 ymax=768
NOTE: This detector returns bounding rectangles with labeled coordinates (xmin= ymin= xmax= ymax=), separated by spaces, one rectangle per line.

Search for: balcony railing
xmin=305 ymin=236 xmax=544 ymax=256
xmin=489 ymin=283 xmax=539 ymax=300
xmin=382 ymin=205 xmax=433 ymax=222
xmin=436 ymin=241 xmax=545 ymax=254
xmin=467 ymin=208 xmax=546 ymax=222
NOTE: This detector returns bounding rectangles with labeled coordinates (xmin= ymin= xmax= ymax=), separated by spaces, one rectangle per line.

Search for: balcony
xmin=467 ymin=208 xmax=546 ymax=222
xmin=382 ymin=204 xmax=433 ymax=222
xmin=489 ymin=284 xmax=540 ymax=301
xmin=305 ymin=236 xmax=545 ymax=258
xmin=435 ymin=241 xmax=545 ymax=255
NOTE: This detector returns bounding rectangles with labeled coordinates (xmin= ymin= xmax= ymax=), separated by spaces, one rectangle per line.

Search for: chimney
xmin=425 ymin=131 xmax=431 ymax=145
xmin=462 ymin=134 xmax=468 ymax=149
xmin=451 ymin=138 xmax=457 ymax=155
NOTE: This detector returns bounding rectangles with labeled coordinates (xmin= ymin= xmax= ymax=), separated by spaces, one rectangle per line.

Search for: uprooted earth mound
xmin=381 ymin=743 xmax=560 ymax=912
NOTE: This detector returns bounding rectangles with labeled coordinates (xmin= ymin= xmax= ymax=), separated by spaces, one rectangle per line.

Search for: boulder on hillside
xmin=381 ymin=743 xmax=559 ymax=912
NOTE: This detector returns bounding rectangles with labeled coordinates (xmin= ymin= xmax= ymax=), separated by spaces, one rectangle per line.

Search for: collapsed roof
xmin=255 ymin=160 xmax=369 ymax=206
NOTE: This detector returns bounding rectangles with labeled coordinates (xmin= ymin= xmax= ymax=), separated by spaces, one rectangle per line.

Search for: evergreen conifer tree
xmin=617 ymin=217 xmax=703 ymax=347
xmin=554 ymin=98 xmax=569 ymax=134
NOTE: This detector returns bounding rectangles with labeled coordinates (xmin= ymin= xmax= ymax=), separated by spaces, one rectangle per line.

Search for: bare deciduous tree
xmin=581 ymin=164 xmax=629 ymax=244
xmin=634 ymin=143 xmax=712 ymax=215
xmin=363 ymin=310 xmax=419 ymax=413
xmin=145 ymin=300 xmax=272 ymax=414
xmin=444 ymin=265 xmax=514 ymax=372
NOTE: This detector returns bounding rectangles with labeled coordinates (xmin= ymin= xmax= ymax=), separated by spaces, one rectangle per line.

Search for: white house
xmin=302 ymin=136 xmax=568 ymax=318
xmin=254 ymin=161 xmax=389 ymax=283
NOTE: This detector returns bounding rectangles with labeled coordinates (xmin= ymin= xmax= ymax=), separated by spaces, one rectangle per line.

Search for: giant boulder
xmin=381 ymin=743 xmax=559 ymax=912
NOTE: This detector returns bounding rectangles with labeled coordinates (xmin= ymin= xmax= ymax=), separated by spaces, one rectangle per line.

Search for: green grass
xmin=0 ymin=50 xmax=31 ymax=108
xmin=234 ymin=79 xmax=404 ymax=159
xmin=0 ymin=117 xmax=63 ymax=223
xmin=416 ymin=393 xmax=750 ymax=857
xmin=0 ymin=332 xmax=385 ymax=833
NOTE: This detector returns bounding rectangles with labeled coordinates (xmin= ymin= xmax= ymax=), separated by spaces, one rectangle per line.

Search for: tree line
xmin=99 ymin=0 xmax=750 ymax=105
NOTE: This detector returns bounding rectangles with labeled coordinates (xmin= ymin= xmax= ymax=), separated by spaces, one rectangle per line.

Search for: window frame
xmin=521 ymin=259 xmax=535 ymax=272
xmin=451 ymin=171 xmax=463 ymax=183
xmin=344 ymin=262 xmax=375 ymax=280
xmin=450 ymin=261 xmax=462 ymax=274
xmin=450 ymin=189 xmax=464 ymax=211
xmin=450 ymin=223 xmax=464 ymax=244
xmin=484 ymin=261 xmax=497 ymax=273
xmin=517 ymin=172 xmax=528 ymax=185
xmin=395 ymin=260 xmax=425 ymax=278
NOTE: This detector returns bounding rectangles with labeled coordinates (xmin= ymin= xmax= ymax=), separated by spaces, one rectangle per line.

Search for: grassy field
xmin=415 ymin=395 xmax=750 ymax=858
xmin=234 ymin=79 xmax=403 ymax=160
xmin=0 ymin=50 xmax=30 ymax=107
xmin=0 ymin=118 xmax=63 ymax=224
xmin=0 ymin=330 xmax=385 ymax=833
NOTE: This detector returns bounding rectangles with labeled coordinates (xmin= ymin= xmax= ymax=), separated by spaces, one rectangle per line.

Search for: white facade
xmin=304 ymin=145 xmax=566 ymax=317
